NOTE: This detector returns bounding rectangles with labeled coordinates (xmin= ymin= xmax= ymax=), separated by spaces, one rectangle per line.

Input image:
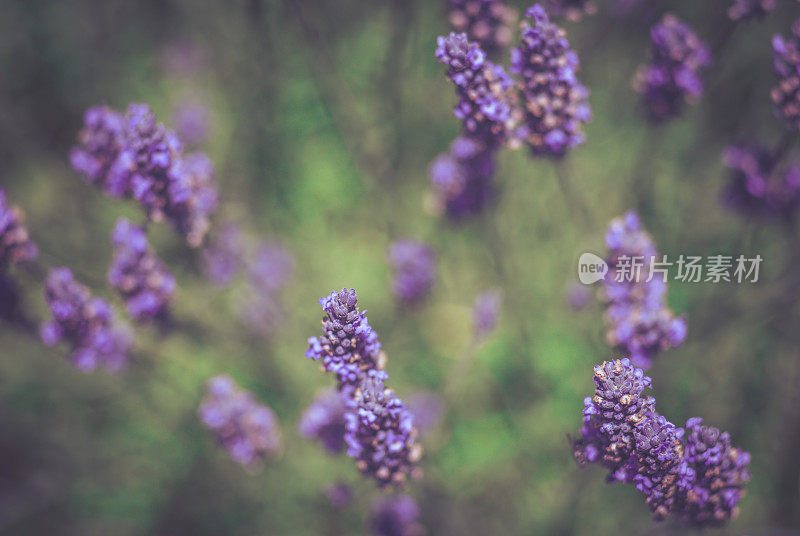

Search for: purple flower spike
xmin=0 ymin=189 xmax=38 ymax=270
xmin=601 ymin=211 xmax=686 ymax=369
xmin=306 ymin=288 xmax=384 ymax=390
xmin=473 ymin=289 xmax=502 ymax=340
xmin=634 ymin=14 xmax=712 ymax=122
xmin=437 ymin=32 xmax=517 ymax=148
xmin=773 ymin=18 xmax=800 ymax=131
xmin=448 ymin=0 xmax=517 ymax=56
xmin=369 ymin=494 xmax=423 ymax=536
xmin=728 ymin=0 xmax=775 ymax=22
xmin=198 ymin=374 xmax=282 ymax=468
xmin=676 ymin=418 xmax=751 ymax=527
xmin=387 ymin=240 xmax=436 ymax=306
xmin=109 ymin=218 xmax=176 ymax=323
xmin=572 ymin=359 xmax=750 ymax=526
xmin=544 ymin=0 xmax=597 ymax=22
xmin=305 ymin=289 xmax=422 ymax=488
xmin=511 ymin=4 xmax=592 ymax=157
xmin=41 ymin=268 xmax=131 ymax=373
xmin=429 ymin=136 xmax=497 ymax=220
xmin=345 ymin=376 xmax=422 ymax=489
xmin=70 ymin=103 xmax=218 ymax=247
xmin=299 ymin=387 xmax=349 ymax=454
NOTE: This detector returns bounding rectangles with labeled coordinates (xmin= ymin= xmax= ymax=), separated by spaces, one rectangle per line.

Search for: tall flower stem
xmin=552 ymin=160 xmax=594 ymax=229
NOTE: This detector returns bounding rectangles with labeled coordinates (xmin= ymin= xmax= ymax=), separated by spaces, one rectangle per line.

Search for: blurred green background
xmin=1 ymin=0 xmax=800 ymax=534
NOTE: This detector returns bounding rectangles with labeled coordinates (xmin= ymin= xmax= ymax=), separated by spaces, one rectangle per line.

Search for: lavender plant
xmin=387 ymin=240 xmax=436 ymax=306
xmin=305 ymin=289 xmax=421 ymax=488
xmin=633 ymin=14 xmax=712 ymax=123
xmin=198 ymin=374 xmax=282 ymax=468
xmin=572 ymin=358 xmax=750 ymax=526
xmin=436 ymin=32 xmax=517 ymax=149
xmin=772 ymin=18 xmax=800 ymax=130
xmin=70 ymin=103 xmax=218 ymax=246
xmin=601 ymin=212 xmax=687 ymax=369
xmin=41 ymin=267 xmax=132 ymax=373
xmin=447 ymin=0 xmax=517 ymax=56
xmin=511 ymin=4 xmax=592 ymax=157
xmin=109 ymin=218 xmax=176 ymax=323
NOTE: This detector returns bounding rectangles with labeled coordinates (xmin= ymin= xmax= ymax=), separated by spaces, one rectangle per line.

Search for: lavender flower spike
xmin=602 ymin=211 xmax=687 ymax=369
xmin=448 ymin=0 xmax=517 ymax=56
xmin=198 ymin=374 xmax=282 ymax=468
xmin=306 ymin=288 xmax=385 ymax=390
xmin=511 ymin=4 xmax=592 ymax=157
xmin=473 ymin=289 xmax=502 ymax=340
xmin=41 ymin=268 xmax=131 ymax=373
xmin=345 ymin=375 xmax=422 ymax=488
xmin=633 ymin=14 xmax=712 ymax=122
xmin=436 ymin=32 xmax=517 ymax=148
xmin=69 ymin=105 xmax=127 ymax=197
xmin=572 ymin=359 xmax=750 ymax=526
xmin=109 ymin=218 xmax=176 ymax=323
xmin=305 ymin=289 xmax=422 ymax=487
xmin=772 ymin=18 xmax=800 ymax=131
xmin=387 ymin=240 xmax=436 ymax=306
xmin=429 ymin=136 xmax=497 ymax=220
xmin=0 ymin=189 xmax=38 ymax=270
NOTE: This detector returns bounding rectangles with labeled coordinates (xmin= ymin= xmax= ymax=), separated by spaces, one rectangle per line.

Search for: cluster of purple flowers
xmin=369 ymin=494 xmax=423 ymax=536
xmin=429 ymin=136 xmax=496 ymax=220
xmin=40 ymin=268 xmax=132 ymax=373
xmin=722 ymin=143 xmax=800 ymax=221
xmin=109 ymin=218 xmax=176 ymax=323
xmin=511 ymin=4 xmax=592 ymax=157
xmin=572 ymin=359 xmax=750 ymax=526
xmin=298 ymin=387 xmax=349 ymax=454
xmin=543 ymin=0 xmax=597 ymax=22
xmin=0 ymin=189 xmax=38 ymax=270
xmin=70 ymin=103 xmax=218 ymax=247
xmin=436 ymin=32 xmax=517 ymax=149
xmin=447 ymin=0 xmax=517 ymax=56
xmin=728 ymin=0 xmax=775 ymax=22
xmin=772 ymin=18 xmax=800 ymax=130
xmin=305 ymin=289 xmax=421 ymax=488
xmin=472 ymin=289 xmax=502 ymax=340
xmin=601 ymin=212 xmax=686 ymax=369
xmin=387 ymin=240 xmax=436 ymax=306
xmin=633 ymin=14 xmax=712 ymax=123
xmin=198 ymin=374 xmax=282 ymax=467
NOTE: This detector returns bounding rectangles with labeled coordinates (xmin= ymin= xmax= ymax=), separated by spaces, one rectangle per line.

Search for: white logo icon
xmin=578 ymin=252 xmax=608 ymax=285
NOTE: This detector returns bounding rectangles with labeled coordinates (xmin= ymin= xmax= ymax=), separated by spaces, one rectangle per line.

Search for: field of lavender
xmin=1 ymin=0 xmax=800 ymax=535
